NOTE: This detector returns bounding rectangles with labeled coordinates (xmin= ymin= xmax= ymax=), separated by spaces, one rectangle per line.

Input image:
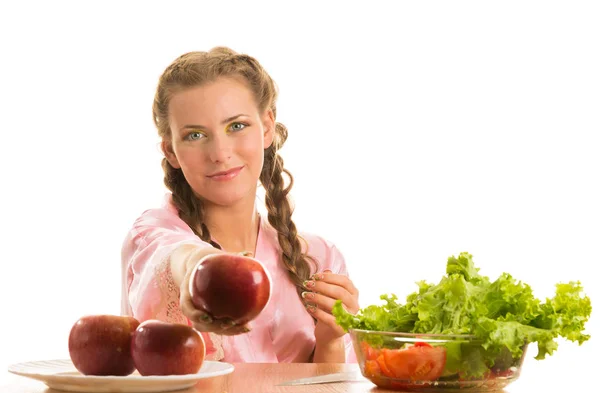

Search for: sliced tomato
xmin=376 ymin=353 xmax=395 ymax=378
xmin=413 ymin=341 xmax=432 ymax=348
xmin=382 ymin=345 xmax=447 ymax=381
xmin=360 ymin=341 xmax=381 ymax=361
xmin=364 ymin=359 xmax=381 ymax=378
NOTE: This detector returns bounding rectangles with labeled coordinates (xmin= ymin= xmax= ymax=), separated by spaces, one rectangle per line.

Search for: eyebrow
xmin=180 ymin=114 xmax=249 ymax=131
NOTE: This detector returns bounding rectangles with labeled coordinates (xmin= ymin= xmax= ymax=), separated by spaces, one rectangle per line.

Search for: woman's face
xmin=164 ymin=76 xmax=274 ymax=207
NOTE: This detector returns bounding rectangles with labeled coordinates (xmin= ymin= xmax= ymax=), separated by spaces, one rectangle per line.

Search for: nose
xmin=206 ymin=133 xmax=232 ymax=163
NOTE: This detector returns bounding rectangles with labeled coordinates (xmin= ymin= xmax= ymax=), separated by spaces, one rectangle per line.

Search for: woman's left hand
xmin=302 ymin=269 xmax=360 ymax=342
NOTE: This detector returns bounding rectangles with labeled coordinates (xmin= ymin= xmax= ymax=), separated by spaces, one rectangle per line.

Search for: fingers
xmin=184 ymin=302 xmax=252 ymax=335
xmin=303 ymin=280 xmax=359 ymax=314
xmin=218 ymin=324 xmax=252 ymax=336
xmin=305 ymin=303 xmax=345 ymax=337
xmin=310 ymin=271 xmax=359 ymax=296
xmin=302 ymin=291 xmax=337 ymax=314
xmin=303 ymin=289 xmax=359 ymax=316
xmin=192 ymin=321 xmax=251 ymax=336
xmin=183 ymin=296 xmax=251 ymax=335
xmin=180 ymin=289 xmax=210 ymax=323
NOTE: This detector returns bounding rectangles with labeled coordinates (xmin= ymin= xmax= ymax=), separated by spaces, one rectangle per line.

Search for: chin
xmin=207 ymin=195 xmax=247 ymax=207
xmin=199 ymin=188 xmax=253 ymax=208
xmin=191 ymin=176 xmax=258 ymax=207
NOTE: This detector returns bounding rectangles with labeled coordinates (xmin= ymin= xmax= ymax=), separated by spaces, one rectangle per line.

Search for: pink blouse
xmin=120 ymin=193 xmax=357 ymax=363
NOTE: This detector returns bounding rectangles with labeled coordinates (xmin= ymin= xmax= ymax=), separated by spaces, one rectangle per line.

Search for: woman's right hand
xmin=179 ymin=253 xmax=252 ymax=336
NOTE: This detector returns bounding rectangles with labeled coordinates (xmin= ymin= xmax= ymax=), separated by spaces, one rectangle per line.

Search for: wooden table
xmin=0 ymin=362 xmax=579 ymax=392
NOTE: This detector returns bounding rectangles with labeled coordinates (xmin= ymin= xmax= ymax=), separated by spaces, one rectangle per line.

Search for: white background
xmin=1 ymin=0 xmax=598 ymax=390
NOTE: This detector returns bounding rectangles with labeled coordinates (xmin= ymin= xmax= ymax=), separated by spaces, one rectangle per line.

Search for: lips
xmin=207 ymin=166 xmax=244 ymax=181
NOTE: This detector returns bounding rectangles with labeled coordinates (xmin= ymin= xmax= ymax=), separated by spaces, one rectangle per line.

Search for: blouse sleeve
xmin=120 ymin=206 xmax=224 ymax=361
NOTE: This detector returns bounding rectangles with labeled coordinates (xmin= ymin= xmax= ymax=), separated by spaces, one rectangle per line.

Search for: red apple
xmin=189 ymin=253 xmax=272 ymax=325
xmin=131 ymin=320 xmax=205 ymax=376
xmin=68 ymin=315 xmax=139 ymax=376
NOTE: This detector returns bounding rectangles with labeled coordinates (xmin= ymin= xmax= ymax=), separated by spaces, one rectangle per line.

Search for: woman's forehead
xmin=168 ymin=79 xmax=259 ymax=126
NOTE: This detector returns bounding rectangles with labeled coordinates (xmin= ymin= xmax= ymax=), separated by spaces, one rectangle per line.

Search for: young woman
xmin=121 ymin=47 xmax=359 ymax=363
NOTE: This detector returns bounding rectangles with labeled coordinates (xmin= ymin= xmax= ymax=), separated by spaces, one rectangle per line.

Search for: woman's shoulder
xmin=121 ymin=193 xmax=208 ymax=266
xmin=298 ymin=230 xmax=339 ymax=257
xmin=124 ymin=193 xmax=196 ymax=247
xmin=130 ymin=193 xmax=187 ymax=231
xmin=299 ymin=231 xmax=348 ymax=273
xmin=299 ymin=232 xmax=348 ymax=275
xmin=260 ymin=218 xmax=349 ymax=275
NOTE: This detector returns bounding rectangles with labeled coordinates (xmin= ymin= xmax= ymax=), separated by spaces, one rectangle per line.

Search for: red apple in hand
xmin=189 ymin=253 xmax=272 ymax=325
xmin=131 ymin=320 xmax=206 ymax=376
xmin=68 ymin=315 xmax=140 ymax=376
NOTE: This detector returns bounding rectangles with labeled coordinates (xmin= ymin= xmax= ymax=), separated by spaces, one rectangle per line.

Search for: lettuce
xmin=333 ymin=252 xmax=592 ymax=376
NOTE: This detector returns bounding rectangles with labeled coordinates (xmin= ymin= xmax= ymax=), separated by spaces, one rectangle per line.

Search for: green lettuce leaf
xmin=333 ymin=251 xmax=592 ymax=378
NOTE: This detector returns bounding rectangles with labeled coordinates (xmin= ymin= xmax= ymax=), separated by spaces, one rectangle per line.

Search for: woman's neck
xmin=202 ymin=197 xmax=261 ymax=255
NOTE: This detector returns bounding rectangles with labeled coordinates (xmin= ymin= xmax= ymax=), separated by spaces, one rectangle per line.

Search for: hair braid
xmin=260 ymin=123 xmax=319 ymax=299
xmin=161 ymin=158 xmax=220 ymax=249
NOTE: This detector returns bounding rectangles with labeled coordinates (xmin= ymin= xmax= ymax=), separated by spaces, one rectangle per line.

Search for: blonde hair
xmin=152 ymin=46 xmax=318 ymax=301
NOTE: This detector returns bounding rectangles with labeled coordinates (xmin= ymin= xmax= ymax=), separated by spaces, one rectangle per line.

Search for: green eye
xmin=230 ymin=122 xmax=247 ymax=132
xmin=187 ymin=132 xmax=203 ymax=141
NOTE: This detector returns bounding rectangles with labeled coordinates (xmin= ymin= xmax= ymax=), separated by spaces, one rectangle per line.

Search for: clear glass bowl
xmin=350 ymin=329 xmax=528 ymax=392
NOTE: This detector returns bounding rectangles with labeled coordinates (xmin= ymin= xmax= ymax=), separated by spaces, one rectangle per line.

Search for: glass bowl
xmin=350 ymin=329 xmax=528 ymax=392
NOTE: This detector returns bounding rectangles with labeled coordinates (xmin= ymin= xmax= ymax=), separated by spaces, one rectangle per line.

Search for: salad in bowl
xmin=333 ymin=252 xmax=592 ymax=391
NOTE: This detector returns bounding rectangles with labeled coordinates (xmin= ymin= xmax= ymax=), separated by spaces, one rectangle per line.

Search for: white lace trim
xmin=154 ymin=256 xmax=225 ymax=361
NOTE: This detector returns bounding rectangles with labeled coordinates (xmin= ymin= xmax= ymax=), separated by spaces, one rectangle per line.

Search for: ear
xmin=161 ymin=139 xmax=181 ymax=169
xmin=262 ymin=109 xmax=275 ymax=149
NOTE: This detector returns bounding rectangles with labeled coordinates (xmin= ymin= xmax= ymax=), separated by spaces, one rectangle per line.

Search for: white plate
xmin=8 ymin=359 xmax=234 ymax=392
